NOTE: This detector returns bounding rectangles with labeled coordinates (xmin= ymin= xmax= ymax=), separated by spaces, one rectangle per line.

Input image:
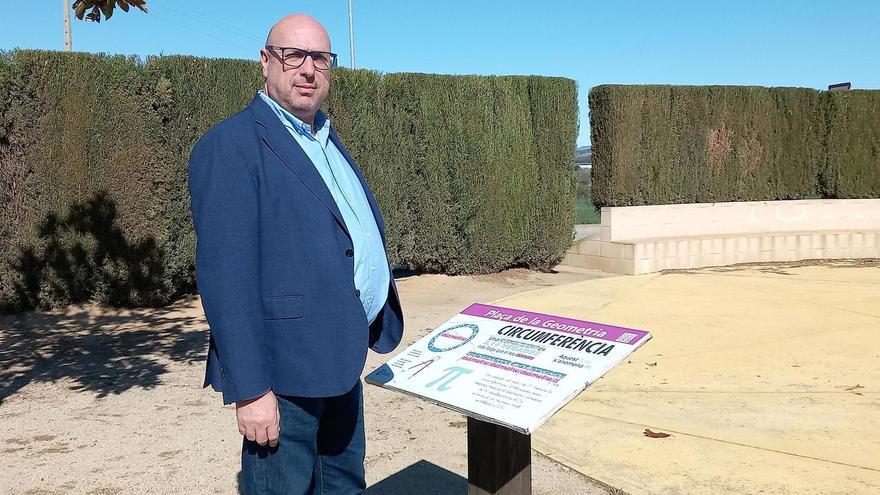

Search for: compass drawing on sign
xmin=407 ymin=356 xmax=440 ymax=377
xmin=427 ymin=323 xmax=479 ymax=352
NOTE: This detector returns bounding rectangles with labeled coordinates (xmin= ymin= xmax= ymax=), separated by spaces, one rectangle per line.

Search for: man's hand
xmin=236 ymin=390 xmax=281 ymax=447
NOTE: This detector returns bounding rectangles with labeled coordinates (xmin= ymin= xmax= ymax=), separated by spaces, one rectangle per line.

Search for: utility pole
xmin=348 ymin=0 xmax=355 ymax=69
xmin=63 ymin=0 xmax=72 ymax=51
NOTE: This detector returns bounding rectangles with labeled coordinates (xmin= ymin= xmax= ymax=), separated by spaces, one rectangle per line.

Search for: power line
xmin=147 ymin=11 xmax=255 ymax=53
xmin=152 ymin=0 xmax=264 ymax=43
xmin=161 ymin=0 xmax=261 ymax=37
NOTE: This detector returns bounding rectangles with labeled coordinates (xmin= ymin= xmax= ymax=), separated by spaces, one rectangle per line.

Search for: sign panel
xmin=366 ymin=303 xmax=651 ymax=434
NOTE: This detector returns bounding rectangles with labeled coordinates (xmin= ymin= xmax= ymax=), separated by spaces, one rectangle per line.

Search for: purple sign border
xmin=461 ymin=303 xmax=650 ymax=345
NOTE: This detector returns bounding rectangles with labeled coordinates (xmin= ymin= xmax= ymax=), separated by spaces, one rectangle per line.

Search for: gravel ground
xmin=0 ymin=267 xmax=617 ymax=495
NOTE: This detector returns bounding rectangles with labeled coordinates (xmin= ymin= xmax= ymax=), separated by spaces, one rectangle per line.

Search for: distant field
xmin=574 ymin=166 xmax=598 ymax=224
xmin=576 ymin=196 xmax=600 ymax=224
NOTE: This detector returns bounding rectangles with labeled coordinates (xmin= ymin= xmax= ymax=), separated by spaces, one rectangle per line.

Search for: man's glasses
xmin=265 ymin=45 xmax=337 ymax=71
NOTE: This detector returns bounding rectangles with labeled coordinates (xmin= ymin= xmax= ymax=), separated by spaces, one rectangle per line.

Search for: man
xmin=188 ymin=13 xmax=404 ymax=494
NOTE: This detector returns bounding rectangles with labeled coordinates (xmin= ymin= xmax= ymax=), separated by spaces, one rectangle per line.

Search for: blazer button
xmin=355 ymin=289 xmax=361 ymax=297
xmin=345 ymin=249 xmax=354 ymax=257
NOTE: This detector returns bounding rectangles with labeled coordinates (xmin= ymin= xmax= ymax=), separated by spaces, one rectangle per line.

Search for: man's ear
xmin=259 ymin=49 xmax=270 ymax=78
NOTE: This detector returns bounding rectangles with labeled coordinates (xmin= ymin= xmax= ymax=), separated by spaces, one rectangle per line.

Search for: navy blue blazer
xmin=188 ymin=96 xmax=404 ymax=404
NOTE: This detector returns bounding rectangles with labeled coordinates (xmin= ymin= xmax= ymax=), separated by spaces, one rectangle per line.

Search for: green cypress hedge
xmin=822 ymin=90 xmax=880 ymax=198
xmin=590 ymin=84 xmax=826 ymax=207
xmin=0 ymin=51 xmax=170 ymax=310
xmin=369 ymin=73 xmax=577 ymax=273
xmin=0 ymin=50 xmax=578 ymax=312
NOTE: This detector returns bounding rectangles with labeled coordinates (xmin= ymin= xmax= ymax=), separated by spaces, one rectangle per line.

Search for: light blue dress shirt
xmin=258 ymin=91 xmax=390 ymax=324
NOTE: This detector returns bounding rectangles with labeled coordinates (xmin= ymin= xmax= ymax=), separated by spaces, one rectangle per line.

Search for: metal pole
xmin=63 ymin=0 xmax=72 ymax=51
xmin=348 ymin=0 xmax=355 ymax=69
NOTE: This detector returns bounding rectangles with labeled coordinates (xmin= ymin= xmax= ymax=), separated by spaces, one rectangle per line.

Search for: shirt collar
xmin=257 ymin=90 xmax=331 ymax=144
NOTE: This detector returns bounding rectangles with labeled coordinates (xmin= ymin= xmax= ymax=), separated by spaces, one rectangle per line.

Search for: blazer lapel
xmin=329 ymin=130 xmax=388 ymax=244
xmin=249 ymin=96 xmax=350 ymax=239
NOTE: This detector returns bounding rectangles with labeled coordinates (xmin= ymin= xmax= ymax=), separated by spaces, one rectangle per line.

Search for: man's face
xmin=260 ymin=22 xmax=332 ymax=122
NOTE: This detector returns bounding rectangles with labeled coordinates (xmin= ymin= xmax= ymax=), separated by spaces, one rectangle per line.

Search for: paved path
xmin=494 ymin=260 xmax=880 ymax=495
xmin=574 ymin=224 xmax=601 ymax=241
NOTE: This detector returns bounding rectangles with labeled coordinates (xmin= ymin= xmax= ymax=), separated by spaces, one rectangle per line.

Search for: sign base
xmin=467 ymin=417 xmax=531 ymax=495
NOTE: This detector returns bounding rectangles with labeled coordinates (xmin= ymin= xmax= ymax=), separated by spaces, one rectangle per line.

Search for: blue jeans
xmin=240 ymin=381 xmax=366 ymax=495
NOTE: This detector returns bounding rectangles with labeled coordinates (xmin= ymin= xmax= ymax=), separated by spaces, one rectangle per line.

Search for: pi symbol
xmin=425 ymin=366 xmax=473 ymax=392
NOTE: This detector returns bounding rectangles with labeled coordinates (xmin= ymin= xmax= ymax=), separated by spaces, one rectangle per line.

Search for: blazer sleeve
xmin=188 ymin=131 xmax=271 ymax=404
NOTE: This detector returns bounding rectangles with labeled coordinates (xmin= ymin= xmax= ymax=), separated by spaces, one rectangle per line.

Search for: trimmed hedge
xmin=822 ymin=90 xmax=880 ymax=198
xmin=591 ymin=84 xmax=880 ymax=208
xmin=356 ymin=73 xmax=578 ymax=273
xmin=0 ymin=51 xmax=171 ymax=310
xmin=590 ymin=85 xmax=826 ymax=207
xmin=0 ymin=50 xmax=578 ymax=312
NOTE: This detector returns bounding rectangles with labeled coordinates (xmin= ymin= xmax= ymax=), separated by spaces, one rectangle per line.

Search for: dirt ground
xmin=0 ymin=267 xmax=618 ymax=495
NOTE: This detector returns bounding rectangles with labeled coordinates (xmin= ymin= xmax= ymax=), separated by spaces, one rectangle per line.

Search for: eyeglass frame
xmin=264 ymin=45 xmax=338 ymax=71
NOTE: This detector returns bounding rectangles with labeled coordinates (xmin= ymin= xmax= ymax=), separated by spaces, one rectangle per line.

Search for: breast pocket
xmin=261 ymin=295 xmax=304 ymax=320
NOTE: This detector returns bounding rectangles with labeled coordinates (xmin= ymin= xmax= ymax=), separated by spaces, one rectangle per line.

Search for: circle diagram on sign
xmin=427 ymin=323 xmax=479 ymax=352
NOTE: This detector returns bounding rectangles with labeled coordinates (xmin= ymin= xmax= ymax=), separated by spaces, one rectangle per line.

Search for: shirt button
xmin=355 ymin=289 xmax=361 ymax=297
xmin=345 ymin=249 xmax=354 ymax=257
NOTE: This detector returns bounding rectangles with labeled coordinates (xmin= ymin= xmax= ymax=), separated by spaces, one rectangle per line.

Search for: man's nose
xmin=299 ymin=55 xmax=316 ymax=78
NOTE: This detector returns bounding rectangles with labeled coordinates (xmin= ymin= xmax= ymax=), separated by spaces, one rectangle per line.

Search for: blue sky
xmin=2 ymin=0 xmax=879 ymax=146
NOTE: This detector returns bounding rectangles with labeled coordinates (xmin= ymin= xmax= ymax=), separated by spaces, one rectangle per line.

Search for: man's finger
xmin=267 ymin=423 xmax=280 ymax=448
xmin=238 ymin=422 xmax=247 ymax=436
xmin=245 ymin=426 xmax=257 ymax=443
xmin=255 ymin=427 xmax=269 ymax=446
